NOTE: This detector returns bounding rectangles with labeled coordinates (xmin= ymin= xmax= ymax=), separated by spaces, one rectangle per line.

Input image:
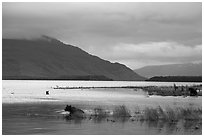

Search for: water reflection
xmin=183 ymin=120 xmax=202 ymax=132
xmin=64 ymin=116 xmax=84 ymax=124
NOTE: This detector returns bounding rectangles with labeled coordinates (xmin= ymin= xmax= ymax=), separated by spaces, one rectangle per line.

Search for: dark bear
xmin=64 ymin=105 xmax=85 ymax=118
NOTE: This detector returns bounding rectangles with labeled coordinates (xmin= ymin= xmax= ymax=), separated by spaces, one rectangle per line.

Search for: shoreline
xmin=52 ymin=84 xmax=202 ymax=97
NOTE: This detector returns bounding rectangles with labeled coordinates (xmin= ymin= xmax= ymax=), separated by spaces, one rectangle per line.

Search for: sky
xmin=2 ymin=2 xmax=202 ymax=69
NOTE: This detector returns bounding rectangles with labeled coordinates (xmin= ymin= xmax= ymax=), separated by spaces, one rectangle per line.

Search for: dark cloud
xmin=2 ymin=2 xmax=202 ymax=69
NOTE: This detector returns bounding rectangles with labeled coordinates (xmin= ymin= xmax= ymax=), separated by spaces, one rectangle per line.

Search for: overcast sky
xmin=2 ymin=2 xmax=202 ymax=69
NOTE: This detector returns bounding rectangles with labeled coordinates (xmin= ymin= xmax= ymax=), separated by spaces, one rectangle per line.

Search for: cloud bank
xmin=2 ymin=2 xmax=202 ymax=69
xmin=89 ymin=42 xmax=201 ymax=68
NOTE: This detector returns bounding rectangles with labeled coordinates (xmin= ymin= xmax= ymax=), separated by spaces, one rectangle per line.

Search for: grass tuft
xmin=113 ymin=105 xmax=131 ymax=117
xmin=93 ymin=107 xmax=108 ymax=117
xmin=140 ymin=106 xmax=202 ymax=122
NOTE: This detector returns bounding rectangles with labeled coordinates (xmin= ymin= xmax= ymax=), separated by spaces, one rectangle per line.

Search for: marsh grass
xmin=61 ymin=104 xmax=201 ymax=133
xmin=142 ymin=85 xmax=202 ymax=96
xmin=180 ymin=107 xmax=202 ymax=120
xmin=165 ymin=107 xmax=178 ymax=122
xmin=143 ymin=107 xmax=159 ymax=121
xmin=90 ymin=105 xmax=201 ymax=121
xmin=113 ymin=105 xmax=131 ymax=117
xmin=140 ymin=106 xmax=202 ymax=122
xmin=67 ymin=105 xmax=201 ymax=125
xmin=93 ymin=106 xmax=108 ymax=117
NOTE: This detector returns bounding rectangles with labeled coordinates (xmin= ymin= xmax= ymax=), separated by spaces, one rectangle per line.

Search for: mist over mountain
xmin=3 ymin=36 xmax=145 ymax=81
xmin=134 ymin=63 xmax=202 ymax=78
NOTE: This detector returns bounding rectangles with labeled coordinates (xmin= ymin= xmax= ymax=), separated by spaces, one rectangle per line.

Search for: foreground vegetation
xmin=62 ymin=104 xmax=202 ymax=132
xmin=140 ymin=106 xmax=201 ymax=122
xmin=64 ymin=105 xmax=202 ymax=122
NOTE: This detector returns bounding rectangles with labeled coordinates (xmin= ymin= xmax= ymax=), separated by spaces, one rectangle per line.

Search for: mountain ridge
xmin=3 ymin=37 xmax=145 ymax=81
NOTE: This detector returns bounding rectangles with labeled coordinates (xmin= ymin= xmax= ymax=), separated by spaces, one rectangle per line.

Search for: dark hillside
xmin=3 ymin=37 xmax=145 ymax=81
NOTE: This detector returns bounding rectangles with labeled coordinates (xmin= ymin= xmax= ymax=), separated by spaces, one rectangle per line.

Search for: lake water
xmin=2 ymin=80 xmax=202 ymax=135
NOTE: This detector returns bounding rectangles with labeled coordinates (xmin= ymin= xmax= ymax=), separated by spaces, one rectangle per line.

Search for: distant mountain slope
xmin=3 ymin=37 xmax=145 ymax=81
xmin=134 ymin=63 xmax=202 ymax=78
